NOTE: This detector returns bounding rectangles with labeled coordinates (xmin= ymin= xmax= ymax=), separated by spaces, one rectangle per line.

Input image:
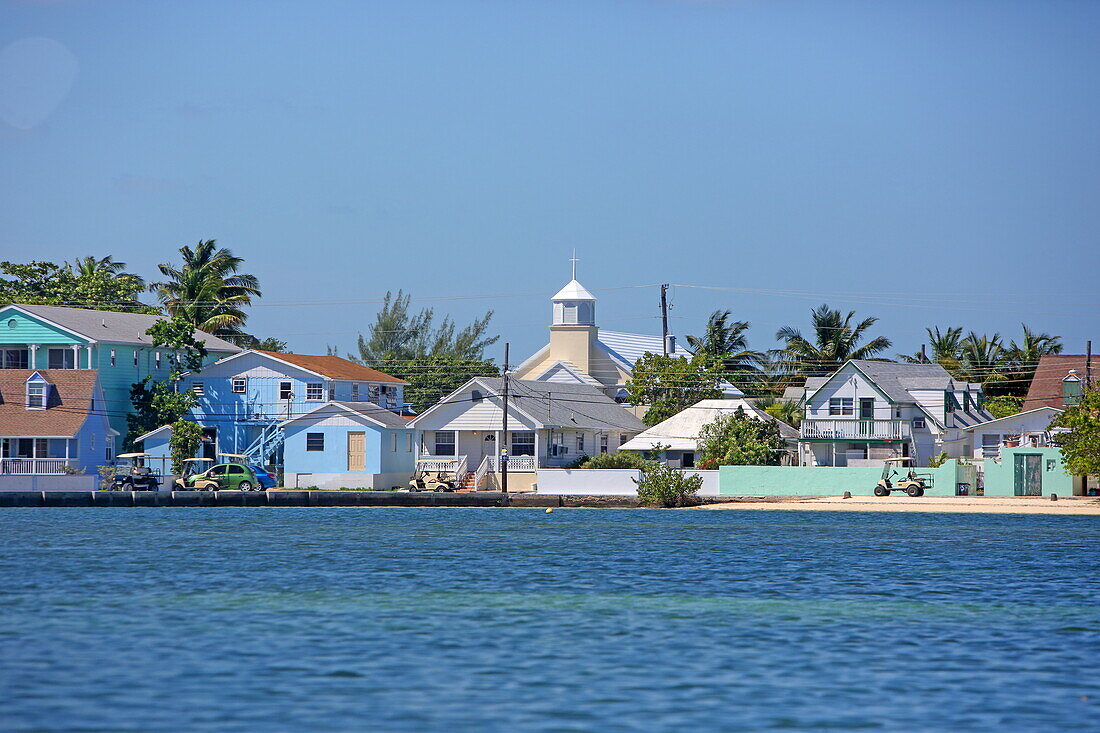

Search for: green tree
xmin=754 ymin=395 xmax=803 ymax=427
xmin=899 ymin=326 xmax=965 ymax=375
xmin=152 ymin=240 xmax=262 ymax=339
xmin=697 ymin=406 xmax=788 ymax=466
xmin=634 ymin=462 xmax=702 ymax=507
xmin=169 ymin=419 xmax=203 ymax=474
xmin=66 ymin=255 xmax=146 ymax=290
xmin=124 ymin=317 xmax=208 ymax=449
xmin=776 ymin=304 xmax=892 ymax=377
xmin=957 ymin=332 xmax=1009 ymax=388
xmin=1006 ymin=324 xmax=1063 ymax=393
xmin=236 ymin=335 xmax=289 ymax=352
xmin=352 ymin=289 xmax=498 ymax=363
xmin=382 ymin=355 xmax=500 ymax=413
xmin=626 ymin=353 xmax=724 ymax=426
xmin=1051 ymin=387 xmax=1100 ymax=478
xmin=0 ymin=260 xmax=155 ymax=312
xmin=984 ymin=395 xmax=1022 ymax=419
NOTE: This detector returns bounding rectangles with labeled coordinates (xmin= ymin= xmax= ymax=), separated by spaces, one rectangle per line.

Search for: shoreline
xmin=694 ymin=496 xmax=1100 ymax=516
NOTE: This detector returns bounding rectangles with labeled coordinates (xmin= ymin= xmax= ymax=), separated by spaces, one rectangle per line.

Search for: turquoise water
xmin=1 ymin=508 xmax=1098 ymax=731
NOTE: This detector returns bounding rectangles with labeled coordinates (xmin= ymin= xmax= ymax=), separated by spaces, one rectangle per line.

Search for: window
xmin=406 ymin=433 xmax=413 ymax=452
xmin=471 ymin=389 xmax=483 ymax=402
xmin=600 ymin=435 xmax=609 ymax=454
xmin=829 ymin=398 xmax=854 ymax=416
xmin=106 ymin=439 xmax=113 ymax=462
xmin=155 ymin=352 xmax=162 ymax=369
xmin=329 ymin=384 xmax=336 ymax=401
xmin=392 ymin=433 xmax=398 ymax=452
xmin=48 ymin=348 xmax=75 ymax=369
xmin=110 ymin=349 xmax=117 ymax=367
xmin=981 ymin=433 xmax=1001 ymax=458
xmin=26 ymin=380 xmax=47 ymax=409
xmin=306 ymin=382 xmax=324 ymax=401
xmin=3 ymin=349 xmax=29 ymax=369
xmin=620 ymin=434 xmax=631 ymax=446
xmin=351 ymin=383 xmax=359 ymax=400
xmin=512 ymin=431 xmax=535 ymax=456
xmin=912 ymin=416 xmax=926 ymax=430
xmin=434 ymin=432 xmax=456 ymax=456
xmin=133 ymin=350 xmax=139 ymax=367
xmin=279 ymin=381 xmax=293 ymax=400
xmin=306 ymin=433 xmax=325 ymax=451
xmin=232 ymin=378 xmax=246 ymax=393
xmin=192 ymin=382 xmax=205 ymax=396
xmin=576 ymin=432 xmax=585 ymax=453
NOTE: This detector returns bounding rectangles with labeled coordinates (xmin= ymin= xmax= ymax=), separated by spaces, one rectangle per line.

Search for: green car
xmin=177 ymin=462 xmax=261 ymax=492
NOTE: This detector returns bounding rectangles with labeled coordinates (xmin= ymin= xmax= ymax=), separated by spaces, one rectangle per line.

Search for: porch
xmin=0 ymin=438 xmax=81 ymax=475
xmin=0 ymin=458 xmax=77 ymax=475
xmin=800 ymin=419 xmax=912 ymax=442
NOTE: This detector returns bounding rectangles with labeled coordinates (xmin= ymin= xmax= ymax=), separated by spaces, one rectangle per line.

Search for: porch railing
xmin=0 ymin=458 xmax=75 ymax=475
xmin=485 ymin=455 xmax=538 ymax=473
xmin=415 ymin=454 xmax=470 ymax=480
xmin=800 ymin=419 xmax=912 ymax=441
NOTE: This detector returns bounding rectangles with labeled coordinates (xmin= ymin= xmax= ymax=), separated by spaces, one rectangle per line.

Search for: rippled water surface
xmin=1 ymin=508 xmax=1098 ymax=731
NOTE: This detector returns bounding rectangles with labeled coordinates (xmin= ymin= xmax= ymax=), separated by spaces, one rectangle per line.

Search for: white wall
xmin=0 ymin=475 xmax=99 ymax=492
xmin=535 ymin=468 xmax=719 ymax=496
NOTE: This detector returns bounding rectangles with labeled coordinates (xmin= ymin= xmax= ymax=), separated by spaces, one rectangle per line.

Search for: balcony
xmin=800 ymin=419 xmax=911 ymax=442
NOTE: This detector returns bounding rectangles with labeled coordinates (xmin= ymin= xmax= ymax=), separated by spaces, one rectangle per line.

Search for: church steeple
xmin=551 ymin=251 xmax=596 ymax=326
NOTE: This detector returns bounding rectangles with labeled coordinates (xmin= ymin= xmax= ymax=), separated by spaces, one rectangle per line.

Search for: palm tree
xmin=151 ymin=240 xmax=262 ymax=337
xmin=776 ymin=304 xmax=892 ymax=377
xmin=1006 ymin=324 xmax=1062 ymax=392
xmin=687 ymin=310 xmax=764 ymax=376
xmin=66 ymin=255 xmax=146 ymax=289
xmin=957 ymin=332 xmax=1009 ymax=386
xmin=753 ymin=395 xmax=803 ymax=428
xmin=898 ymin=326 xmax=964 ymax=375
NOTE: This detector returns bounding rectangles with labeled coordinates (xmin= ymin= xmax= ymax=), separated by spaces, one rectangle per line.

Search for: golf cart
xmin=173 ymin=457 xmax=215 ymax=491
xmin=874 ymin=457 xmax=933 ymax=497
xmin=409 ymin=459 xmax=458 ymax=492
xmin=176 ymin=454 xmax=262 ymax=492
xmin=111 ymin=453 xmax=161 ymax=491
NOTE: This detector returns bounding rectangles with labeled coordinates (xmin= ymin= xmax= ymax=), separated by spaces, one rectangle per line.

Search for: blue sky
xmin=2 ymin=0 xmax=1098 ymax=362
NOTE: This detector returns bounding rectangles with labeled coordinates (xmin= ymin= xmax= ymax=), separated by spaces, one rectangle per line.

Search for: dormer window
xmin=26 ymin=374 xmax=48 ymax=409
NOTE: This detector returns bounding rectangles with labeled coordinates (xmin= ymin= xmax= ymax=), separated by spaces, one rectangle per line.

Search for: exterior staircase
xmin=243 ymin=420 xmax=284 ymax=466
xmin=456 ymin=472 xmax=480 ymax=492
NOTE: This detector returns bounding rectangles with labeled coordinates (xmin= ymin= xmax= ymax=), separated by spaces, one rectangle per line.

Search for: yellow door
xmin=347 ymin=432 xmax=366 ymax=471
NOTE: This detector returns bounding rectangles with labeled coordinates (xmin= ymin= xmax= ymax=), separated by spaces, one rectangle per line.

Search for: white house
xmin=957 ymin=407 xmax=1064 ymax=461
xmin=409 ymin=377 xmax=646 ymax=491
xmin=619 ymin=399 xmax=799 ymax=467
xmin=792 ymin=360 xmax=990 ymax=466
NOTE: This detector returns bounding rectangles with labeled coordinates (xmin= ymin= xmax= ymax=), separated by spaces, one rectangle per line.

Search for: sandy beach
xmin=695 ymin=496 xmax=1100 ymax=516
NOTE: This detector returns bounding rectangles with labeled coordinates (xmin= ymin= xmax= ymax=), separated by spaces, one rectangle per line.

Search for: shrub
xmin=699 ymin=458 xmax=719 ymax=470
xmin=96 ymin=465 xmax=115 ymax=491
xmin=698 ymin=407 xmax=787 ymax=466
xmin=572 ymin=451 xmax=650 ymax=470
xmin=634 ymin=462 xmax=703 ymax=508
xmin=928 ymin=451 xmax=950 ymax=468
xmin=985 ymin=396 xmax=1022 ymax=419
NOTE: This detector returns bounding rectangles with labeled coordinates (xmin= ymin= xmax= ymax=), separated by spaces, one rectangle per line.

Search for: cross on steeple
xmin=570 ymin=249 xmax=579 ymax=280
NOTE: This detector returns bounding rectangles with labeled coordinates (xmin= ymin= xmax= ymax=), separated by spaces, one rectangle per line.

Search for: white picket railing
xmin=474 ymin=455 xmax=492 ymax=490
xmin=484 ymin=455 xmax=538 ymax=473
xmin=800 ymin=419 xmax=911 ymax=441
xmin=0 ymin=458 xmax=75 ymax=475
xmin=415 ymin=454 xmax=470 ymax=480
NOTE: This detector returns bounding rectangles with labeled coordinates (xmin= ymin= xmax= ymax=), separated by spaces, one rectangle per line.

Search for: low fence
xmin=719 ymin=461 xmax=973 ymax=497
xmin=535 ymin=469 xmax=720 ymax=496
xmin=0 ymin=475 xmax=100 ymax=492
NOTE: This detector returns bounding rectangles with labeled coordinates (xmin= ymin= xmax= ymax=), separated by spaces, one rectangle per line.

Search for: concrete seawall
xmin=0 ymin=491 xmax=749 ymax=508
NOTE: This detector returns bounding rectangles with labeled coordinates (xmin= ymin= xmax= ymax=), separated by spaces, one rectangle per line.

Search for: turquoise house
xmin=280 ymin=401 xmax=416 ymax=490
xmin=0 ymin=304 xmax=239 ymax=439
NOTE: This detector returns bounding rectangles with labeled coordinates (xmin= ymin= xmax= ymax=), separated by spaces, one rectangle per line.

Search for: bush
xmin=634 ymin=463 xmax=703 ymax=508
xmin=571 ymin=451 xmax=651 ymax=470
xmin=985 ymin=396 xmax=1022 ymax=419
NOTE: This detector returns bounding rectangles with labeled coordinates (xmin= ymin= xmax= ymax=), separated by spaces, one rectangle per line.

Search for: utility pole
xmin=500 ymin=343 xmax=510 ymax=494
xmin=1087 ymin=340 xmax=1093 ymax=389
xmin=660 ymin=284 xmax=670 ymax=355
xmin=920 ymin=344 xmax=927 ymax=363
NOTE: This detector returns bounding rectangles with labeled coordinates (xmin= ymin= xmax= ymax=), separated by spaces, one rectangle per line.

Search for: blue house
xmin=166 ymin=349 xmax=409 ymax=468
xmin=0 ymin=369 xmax=116 ymax=476
xmin=280 ymin=401 xmax=416 ymax=489
xmin=0 ymin=303 xmax=240 ymax=438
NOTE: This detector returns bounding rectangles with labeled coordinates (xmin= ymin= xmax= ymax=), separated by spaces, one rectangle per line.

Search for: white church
xmin=512 ymin=265 xmax=743 ymax=400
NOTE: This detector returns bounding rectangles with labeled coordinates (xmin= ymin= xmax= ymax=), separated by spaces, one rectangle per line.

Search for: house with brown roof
xmin=1022 ymin=354 xmax=1099 ymax=411
xmin=139 ymin=350 xmax=409 ymax=469
xmin=0 ymin=369 xmax=116 ymax=476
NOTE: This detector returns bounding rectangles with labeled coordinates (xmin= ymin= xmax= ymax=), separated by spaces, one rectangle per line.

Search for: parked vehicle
xmin=111 ymin=453 xmax=161 ymax=491
xmin=178 ymin=462 xmax=261 ymax=492
xmin=173 ymin=458 xmax=216 ymax=491
xmin=874 ymin=457 xmax=933 ymax=497
xmin=409 ymin=459 xmax=458 ymax=492
xmin=248 ymin=464 xmax=278 ymax=489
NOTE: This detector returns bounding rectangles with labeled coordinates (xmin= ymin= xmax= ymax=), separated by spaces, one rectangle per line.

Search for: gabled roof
xmin=552 ymin=279 xmax=596 ymax=301
xmin=596 ymin=330 xmax=690 ymax=368
xmin=848 ymin=360 xmax=958 ymax=404
xmin=0 ymin=369 xmax=104 ymax=437
xmin=950 ymin=408 xmax=996 ymax=429
xmin=534 ymin=360 xmax=604 ymax=387
xmin=251 ymin=351 xmax=408 ymax=383
xmin=411 ymin=377 xmax=646 ymax=432
xmin=279 ymin=400 xmax=411 ymax=429
xmin=620 ymin=399 xmax=798 ymax=451
xmin=1023 ymin=354 xmax=1100 ymax=411
xmin=4 ymin=304 xmax=241 ymax=351
xmin=959 ymin=406 xmax=1063 ymax=432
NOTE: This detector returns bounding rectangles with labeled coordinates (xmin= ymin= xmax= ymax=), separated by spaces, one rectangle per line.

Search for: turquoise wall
xmin=0 ymin=309 xmax=88 ymax=344
xmin=719 ymin=461 xmax=966 ymax=496
xmin=982 ymin=448 xmax=1074 ymax=497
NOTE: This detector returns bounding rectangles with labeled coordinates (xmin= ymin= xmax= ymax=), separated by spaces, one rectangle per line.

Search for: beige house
xmin=513 ymin=273 xmax=742 ymax=400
